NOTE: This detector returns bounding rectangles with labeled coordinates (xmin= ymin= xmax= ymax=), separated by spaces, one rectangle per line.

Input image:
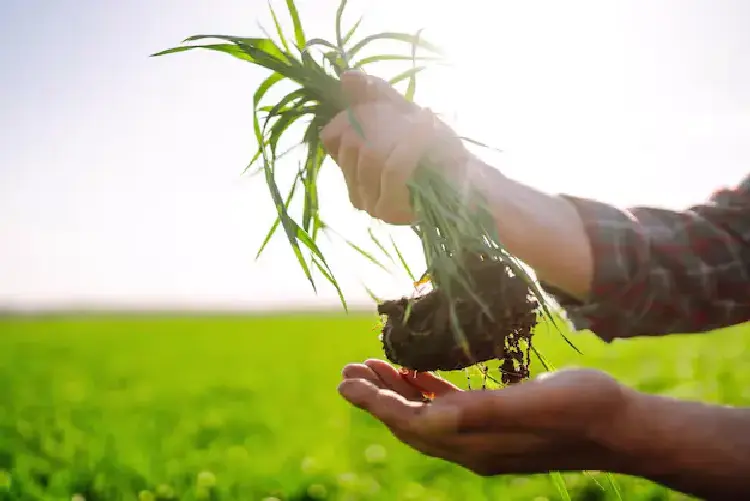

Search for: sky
xmin=1 ymin=0 xmax=750 ymax=311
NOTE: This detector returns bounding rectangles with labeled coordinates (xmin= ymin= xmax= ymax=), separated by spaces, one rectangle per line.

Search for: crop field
xmin=1 ymin=313 xmax=748 ymax=501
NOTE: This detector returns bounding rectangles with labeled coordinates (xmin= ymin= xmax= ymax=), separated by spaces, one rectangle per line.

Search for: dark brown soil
xmin=377 ymin=253 xmax=539 ymax=385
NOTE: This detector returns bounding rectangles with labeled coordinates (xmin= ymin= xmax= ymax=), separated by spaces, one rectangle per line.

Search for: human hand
xmin=338 ymin=359 xmax=634 ymax=475
xmin=320 ymin=71 xmax=479 ymax=225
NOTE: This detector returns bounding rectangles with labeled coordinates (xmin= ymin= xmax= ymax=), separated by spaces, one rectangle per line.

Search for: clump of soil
xmin=377 ymin=253 xmax=539 ymax=385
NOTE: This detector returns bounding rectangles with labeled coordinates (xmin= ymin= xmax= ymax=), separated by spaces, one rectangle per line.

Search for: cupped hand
xmin=320 ymin=71 xmax=477 ymax=225
xmin=338 ymin=359 xmax=634 ymax=475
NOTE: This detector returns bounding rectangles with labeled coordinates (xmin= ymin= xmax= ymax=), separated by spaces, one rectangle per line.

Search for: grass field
xmin=0 ymin=313 xmax=748 ymax=501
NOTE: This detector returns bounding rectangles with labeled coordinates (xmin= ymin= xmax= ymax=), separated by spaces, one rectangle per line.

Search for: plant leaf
xmin=367 ymin=227 xmax=396 ymax=267
xmin=268 ymin=1 xmax=291 ymax=53
xmin=285 ymin=0 xmax=306 ymax=49
xmin=342 ymin=16 xmax=363 ymax=47
xmin=352 ymin=53 xmax=440 ymax=69
xmin=404 ymin=28 xmax=424 ymax=102
xmin=255 ymin=171 xmax=301 ymax=259
xmin=389 ymin=66 xmax=426 ymax=86
xmin=304 ymin=38 xmax=340 ymax=52
xmin=390 ymin=234 xmax=416 ymax=282
xmin=151 ymin=43 xmax=257 ymax=62
xmin=347 ymin=32 xmax=444 ymax=62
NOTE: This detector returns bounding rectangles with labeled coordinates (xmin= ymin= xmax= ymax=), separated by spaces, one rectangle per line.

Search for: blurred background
xmin=1 ymin=0 xmax=749 ymax=499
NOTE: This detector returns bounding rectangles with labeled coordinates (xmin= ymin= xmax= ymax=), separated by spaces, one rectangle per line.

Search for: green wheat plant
xmin=151 ymin=0 xmax=574 ymax=367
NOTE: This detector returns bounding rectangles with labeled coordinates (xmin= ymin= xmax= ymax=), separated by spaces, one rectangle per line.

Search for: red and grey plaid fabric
xmin=541 ymin=175 xmax=750 ymax=342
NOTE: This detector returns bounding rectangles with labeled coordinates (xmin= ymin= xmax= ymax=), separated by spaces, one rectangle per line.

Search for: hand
xmin=320 ymin=71 xmax=477 ymax=225
xmin=338 ymin=359 xmax=634 ymax=475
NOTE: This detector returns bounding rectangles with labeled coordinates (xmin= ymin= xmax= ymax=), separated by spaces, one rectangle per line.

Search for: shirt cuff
xmin=539 ymin=195 xmax=649 ymax=343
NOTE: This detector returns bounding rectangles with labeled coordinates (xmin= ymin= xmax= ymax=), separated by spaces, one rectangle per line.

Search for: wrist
xmin=461 ymin=157 xmax=594 ymax=299
xmin=601 ymin=389 xmax=750 ymax=498
xmin=589 ymin=387 xmax=665 ymax=476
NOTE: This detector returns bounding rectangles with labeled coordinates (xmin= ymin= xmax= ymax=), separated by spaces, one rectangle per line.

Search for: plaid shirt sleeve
xmin=540 ymin=175 xmax=750 ymax=342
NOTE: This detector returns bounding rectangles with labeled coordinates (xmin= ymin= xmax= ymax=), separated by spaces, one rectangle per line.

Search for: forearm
xmin=470 ymin=159 xmax=594 ymax=301
xmin=470 ymin=158 xmax=750 ymax=340
xmin=611 ymin=391 xmax=750 ymax=499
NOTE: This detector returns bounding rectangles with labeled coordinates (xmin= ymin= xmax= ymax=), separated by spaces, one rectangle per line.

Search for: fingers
xmin=338 ymin=368 xmax=457 ymax=458
xmin=337 ymin=378 xmax=422 ymax=431
xmin=365 ymin=359 xmax=458 ymax=398
xmin=341 ymin=363 xmax=386 ymax=389
xmin=336 ymin=131 xmax=363 ymax=208
xmin=363 ymin=360 xmax=424 ymax=401
xmin=320 ymin=111 xmax=364 ymax=210
xmin=356 ymin=145 xmax=382 ymax=213
xmin=409 ymin=370 xmax=460 ymax=397
xmin=342 ymin=360 xmax=459 ymax=402
xmin=319 ymin=109 xmax=346 ymax=157
xmin=375 ymin=108 xmax=434 ymax=220
xmin=341 ymin=361 xmax=431 ymax=403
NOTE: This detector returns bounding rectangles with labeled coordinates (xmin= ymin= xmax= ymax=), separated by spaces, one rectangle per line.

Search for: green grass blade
xmin=389 ymin=66 xmax=427 ymax=86
xmin=352 ymin=53 xmax=440 ymax=69
xmin=300 ymin=130 xmax=324 ymax=234
xmin=549 ymin=472 xmax=572 ymax=501
xmin=150 ymin=43 xmax=256 ymax=62
xmin=284 ymin=0 xmax=306 ymax=49
xmin=404 ymin=29 xmax=423 ymax=102
xmin=261 ymin=88 xmax=310 ymax=131
xmin=367 ymin=227 xmax=396 ymax=267
xmin=342 ymin=17 xmax=363 ymax=47
xmin=344 ymin=240 xmax=390 ymax=274
xmin=530 ymin=345 xmax=551 ymax=372
xmin=254 ymin=73 xmax=285 ymax=111
xmin=346 ymin=32 xmax=444 ymax=61
xmin=311 ymin=255 xmax=348 ymax=311
xmin=303 ymin=38 xmax=340 ymax=52
xmin=322 ymin=50 xmax=347 ymax=77
xmin=246 ymin=73 xmax=285 ymax=176
xmin=266 ymin=106 xmax=310 ymax=156
xmin=390 ymin=235 xmax=416 ymax=282
xmin=182 ymin=35 xmax=288 ymax=61
xmin=261 ymin=150 xmax=317 ymax=293
xmin=362 ymin=283 xmax=381 ymax=303
xmin=458 ymin=135 xmax=503 ymax=154
xmin=606 ymin=474 xmax=623 ymax=500
xmin=262 ymin=115 xmax=342 ymax=302
xmin=255 ymin=172 xmax=301 ymax=260
xmin=334 ymin=0 xmax=349 ymax=59
xmin=295 ymin=226 xmax=341 ymax=293
xmin=267 ymin=1 xmax=291 ymax=53
xmin=324 ymin=227 xmax=391 ymax=274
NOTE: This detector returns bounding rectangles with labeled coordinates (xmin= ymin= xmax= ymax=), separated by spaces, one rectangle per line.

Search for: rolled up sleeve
xmin=541 ymin=176 xmax=750 ymax=342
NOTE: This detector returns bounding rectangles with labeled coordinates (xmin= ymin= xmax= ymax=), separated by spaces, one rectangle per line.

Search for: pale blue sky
xmin=2 ymin=0 xmax=750 ymax=311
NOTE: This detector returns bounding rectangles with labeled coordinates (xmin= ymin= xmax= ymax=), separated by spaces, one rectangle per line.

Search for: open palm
xmin=339 ymin=359 xmax=632 ymax=475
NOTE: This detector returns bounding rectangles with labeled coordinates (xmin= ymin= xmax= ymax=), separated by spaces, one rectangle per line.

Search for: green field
xmin=1 ymin=313 xmax=748 ymax=501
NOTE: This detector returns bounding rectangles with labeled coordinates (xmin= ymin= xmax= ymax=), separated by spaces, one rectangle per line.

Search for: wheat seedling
xmin=152 ymin=0 xmax=578 ymax=385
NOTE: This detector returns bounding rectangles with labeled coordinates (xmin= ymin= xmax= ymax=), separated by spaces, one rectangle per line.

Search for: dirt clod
xmin=378 ymin=253 xmax=538 ymax=385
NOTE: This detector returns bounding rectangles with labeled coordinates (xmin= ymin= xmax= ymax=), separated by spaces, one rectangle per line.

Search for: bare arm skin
xmin=468 ymin=157 xmax=595 ymax=301
xmin=339 ymin=362 xmax=750 ymax=500
xmin=468 ymin=157 xmax=750 ymax=340
xmin=610 ymin=390 xmax=750 ymax=499
xmin=323 ymin=71 xmax=750 ymax=339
